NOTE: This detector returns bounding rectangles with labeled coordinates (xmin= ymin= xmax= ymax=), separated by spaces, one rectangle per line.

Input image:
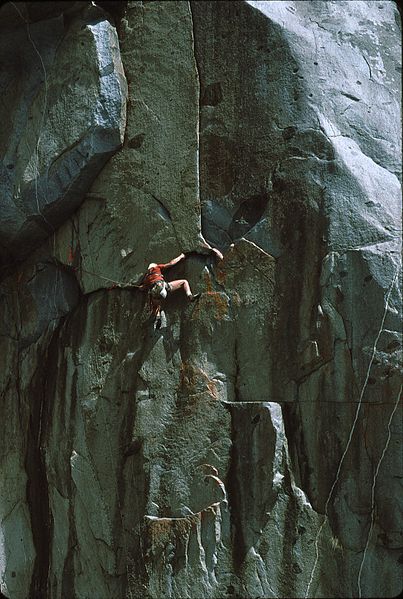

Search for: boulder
xmin=0 ymin=2 xmax=127 ymax=263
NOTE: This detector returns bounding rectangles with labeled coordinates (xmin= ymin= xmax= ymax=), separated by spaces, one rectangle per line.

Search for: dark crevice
xmin=226 ymin=340 xmax=247 ymax=575
xmin=0 ymin=253 xmax=25 ymax=284
xmin=92 ymin=1 xmax=128 ymax=27
xmin=362 ymin=54 xmax=373 ymax=81
xmin=26 ymin=319 xmax=66 ymax=598
xmin=128 ymin=133 xmax=145 ymax=149
xmin=340 ymin=91 xmax=361 ymax=102
xmin=119 ymin=383 xmax=148 ymax=595
xmin=226 ymin=407 xmax=247 ymax=574
xmin=26 ymin=393 xmax=50 ymax=598
xmin=61 ymin=366 xmax=79 ymax=598
xmin=189 ymin=1 xmax=206 ymax=251
xmin=281 ymin=397 xmax=315 ymax=510
xmin=201 ymin=81 xmax=223 ymax=106
xmin=233 ymin=338 xmax=241 ymax=403
xmin=279 ymin=464 xmax=298 ymax=598
xmin=189 ymin=1 xmax=202 ymax=85
xmin=228 ymin=192 xmax=268 ymax=240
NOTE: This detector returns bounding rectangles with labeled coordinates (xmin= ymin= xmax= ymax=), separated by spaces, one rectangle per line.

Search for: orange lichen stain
xmin=148 ymin=518 xmax=172 ymax=536
xmin=208 ymin=291 xmax=229 ymax=320
xmin=207 ymin=378 xmax=218 ymax=400
xmin=191 ymin=291 xmax=229 ymax=321
xmin=215 ymin=267 xmax=227 ymax=286
xmin=205 ymin=259 xmax=228 ymax=288
xmin=230 ymin=290 xmax=241 ymax=307
xmin=67 ymin=245 xmax=75 ymax=266
xmin=203 ymin=270 xmax=213 ymax=292
xmin=180 ymin=362 xmax=218 ymax=400
xmin=146 ymin=519 xmax=173 ymax=550
xmin=201 ymin=503 xmax=219 ymax=521
xmin=173 ymin=517 xmax=194 ymax=539
xmin=146 ymin=516 xmax=196 ymax=551
xmin=190 ymin=271 xmax=229 ymax=320
xmin=180 ymin=362 xmax=197 ymax=393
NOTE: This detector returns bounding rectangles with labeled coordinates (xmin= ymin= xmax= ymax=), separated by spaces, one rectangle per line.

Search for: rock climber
xmin=139 ymin=248 xmax=223 ymax=325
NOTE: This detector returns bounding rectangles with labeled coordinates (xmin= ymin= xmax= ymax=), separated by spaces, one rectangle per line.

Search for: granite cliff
xmin=0 ymin=1 xmax=401 ymax=598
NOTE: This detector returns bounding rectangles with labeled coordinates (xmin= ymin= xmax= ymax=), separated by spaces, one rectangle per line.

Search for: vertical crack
xmin=357 ymin=384 xmax=402 ymax=598
xmin=25 ymin=315 xmax=66 ymax=597
xmin=362 ymin=54 xmax=373 ymax=81
xmin=304 ymin=262 xmax=401 ymax=598
xmin=25 ymin=360 xmax=51 ymax=598
xmin=61 ymin=367 xmax=78 ymax=598
xmin=188 ymin=1 xmax=202 ymax=234
xmin=226 ymin=406 xmax=247 ymax=574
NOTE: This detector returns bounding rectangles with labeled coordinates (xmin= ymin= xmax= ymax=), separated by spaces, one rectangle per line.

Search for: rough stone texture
xmin=0 ymin=1 xmax=127 ymax=263
xmin=45 ymin=0 xmax=206 ymax=295
xmin=0 ymin=1 xmax=402 ymax=598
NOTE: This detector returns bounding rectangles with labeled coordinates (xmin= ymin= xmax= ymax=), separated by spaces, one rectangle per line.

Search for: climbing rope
xmin=65 ymin=244 xmax=142 ymax=289
xmin=76 ymin=265 xmax=142 ymax=289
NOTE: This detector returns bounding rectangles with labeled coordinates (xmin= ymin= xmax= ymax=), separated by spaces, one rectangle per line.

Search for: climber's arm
xmin=159 ymin=253 xmax=186 ymax=270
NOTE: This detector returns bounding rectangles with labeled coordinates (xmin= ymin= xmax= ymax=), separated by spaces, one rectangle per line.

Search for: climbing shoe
xmin=189 ymin=293 xmax=200 ymax=302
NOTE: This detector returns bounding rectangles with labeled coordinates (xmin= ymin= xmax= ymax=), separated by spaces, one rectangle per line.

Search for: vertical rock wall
xmin=0 ymin=1 xmax=401 ymax=598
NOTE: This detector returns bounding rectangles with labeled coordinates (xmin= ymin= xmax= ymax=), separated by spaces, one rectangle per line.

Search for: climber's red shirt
xmin=142 ymin=264 xmax=166 ymax=289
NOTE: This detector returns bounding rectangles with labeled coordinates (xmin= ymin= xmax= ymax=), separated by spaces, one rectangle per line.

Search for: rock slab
xmin=0 ymin=2 xmax=127 ymax=262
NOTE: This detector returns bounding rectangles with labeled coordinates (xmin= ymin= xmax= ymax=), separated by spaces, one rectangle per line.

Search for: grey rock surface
xmin=44 ymin=0 xmax=206 ymax=295
xmin=0 ymin=1 xmax=401 ymax=598
xmin=0 ymin=2 xmax=127 ymax=262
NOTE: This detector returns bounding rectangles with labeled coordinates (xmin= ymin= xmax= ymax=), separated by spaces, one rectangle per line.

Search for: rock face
xmin=0 ymin=1 xmax=401 ymax=599
xmin=0 ymin=1 xmax=127 ymax=264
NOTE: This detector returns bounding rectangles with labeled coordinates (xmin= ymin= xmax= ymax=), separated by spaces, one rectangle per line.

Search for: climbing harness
xmin=148 ymin=281 xmax=170 ymax=319
xmin=149 ymin=280 xmax=170 ymax=300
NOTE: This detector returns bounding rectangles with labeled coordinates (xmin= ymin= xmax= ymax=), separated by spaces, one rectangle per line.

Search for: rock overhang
xmin=0 ymin=2 xmax=127 ymax=263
